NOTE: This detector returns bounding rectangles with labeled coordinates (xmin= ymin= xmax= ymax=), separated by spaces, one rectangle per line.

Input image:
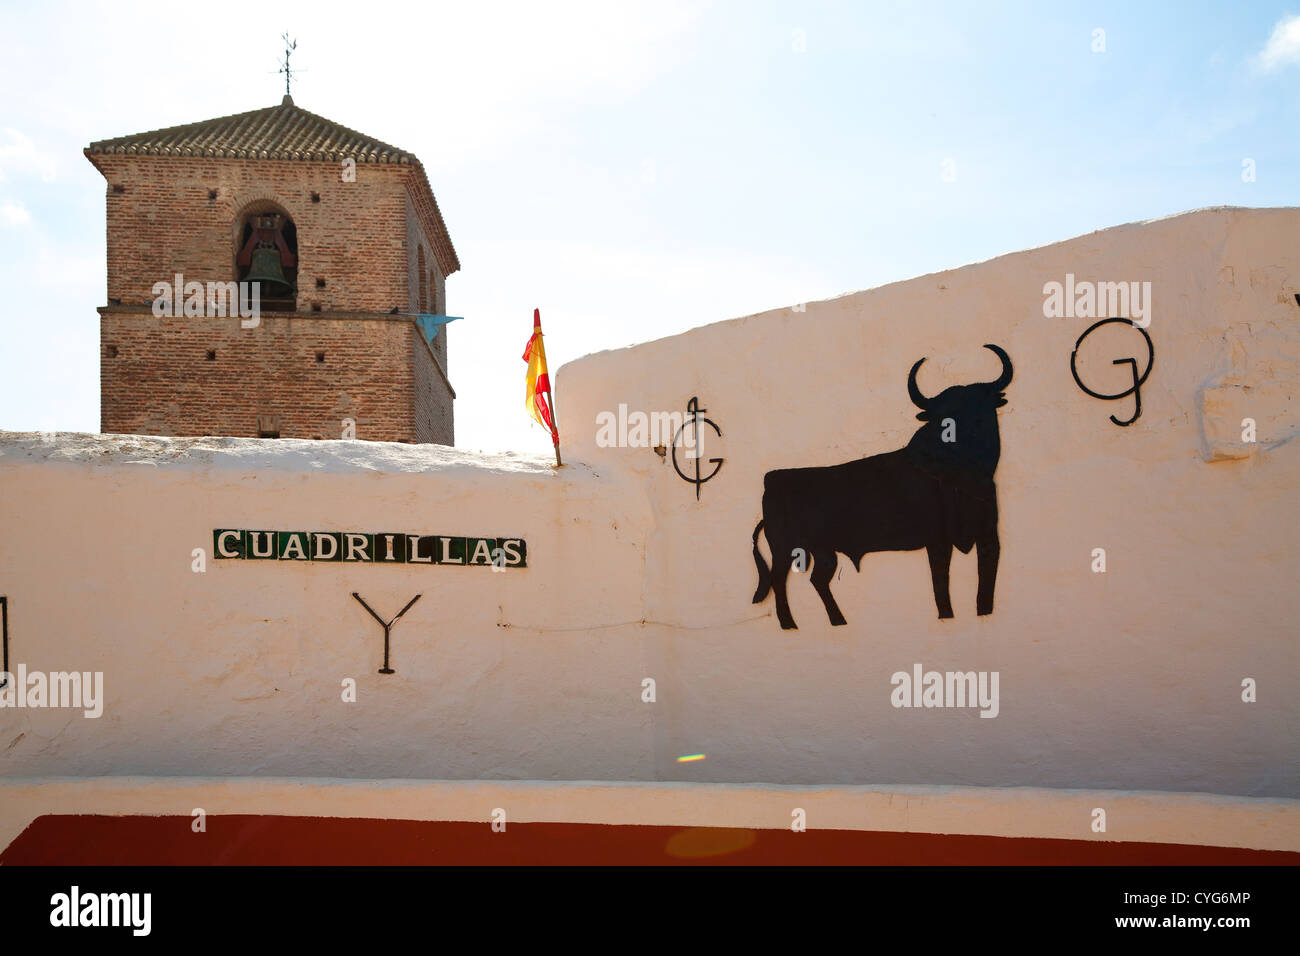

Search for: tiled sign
xmin=213 ymin=530 xmax=526 ymax=567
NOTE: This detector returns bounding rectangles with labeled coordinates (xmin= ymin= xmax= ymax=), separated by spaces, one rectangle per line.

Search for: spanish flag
xmin=523 ymin=308 xmax=561 ymax=464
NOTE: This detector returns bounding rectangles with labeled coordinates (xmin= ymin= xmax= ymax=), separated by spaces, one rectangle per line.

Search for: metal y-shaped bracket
xmin=352 ymin=592 xmax=421 ymax=675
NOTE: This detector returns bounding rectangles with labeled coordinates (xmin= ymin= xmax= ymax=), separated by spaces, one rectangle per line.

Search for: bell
xmin=245 ymin=245 xmax=295 ymax=299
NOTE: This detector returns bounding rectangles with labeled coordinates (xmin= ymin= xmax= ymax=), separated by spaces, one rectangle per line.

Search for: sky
xmin=0 ymin=0 xmax=1297 ymax=453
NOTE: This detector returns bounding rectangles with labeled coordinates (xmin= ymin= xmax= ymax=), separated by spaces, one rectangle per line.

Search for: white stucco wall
xmin=1 ymin=206 xmax=1296 ymax=799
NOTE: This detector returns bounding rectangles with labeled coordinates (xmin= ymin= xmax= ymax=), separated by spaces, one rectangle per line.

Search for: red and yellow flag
xmin=523 ymin=308 xmax=560 ymax=461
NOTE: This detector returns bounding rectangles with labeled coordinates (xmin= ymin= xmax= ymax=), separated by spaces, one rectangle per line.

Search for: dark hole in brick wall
xmin=311 ymin=303 xmax=322 ymax=312
xmin=315 ymin=351 xmax=325 ymax=363
xmin=259 ymin=430 xmax=281 ymax=439
xmin=311 ymin=192 xmax=320 ymax=203
xmin=107 ymin=345 xmax=118 ymax=358
xmin=316 ymin=278 xmax=326 ymax=289
xmin=108 ymin=297 xmax=121 ymax=305
xmin=208 ymin=189 xmax=218 ymax=200
xmin=206 ymin=350 xmax=216 ymax=361
xmin=111 ymin=184 xmax=124 ymax=194
xmin=1294 ymin=293 xmax=1299 ymax=308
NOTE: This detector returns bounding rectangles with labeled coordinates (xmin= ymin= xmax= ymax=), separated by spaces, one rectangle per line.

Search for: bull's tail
xmin=751 ymin=520 xmax=771 ymax=603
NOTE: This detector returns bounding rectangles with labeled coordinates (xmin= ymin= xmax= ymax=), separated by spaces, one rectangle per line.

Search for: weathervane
xmin=277 ymin=33 xmax=299 ymax=97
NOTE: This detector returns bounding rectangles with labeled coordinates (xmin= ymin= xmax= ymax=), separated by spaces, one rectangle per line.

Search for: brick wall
xmin=405 ymin=192 xmax=449 ymax=375
xmin=93 ymin=155 xmax=421 ymax=312
xmin=100 ymin=309 xmax=443 ymax=442
xmin=413 ymin=329 xmax=455 ymax=445
xmin=433 ymin=269 xmax=448 ymax=374
xmin=90 ymin=153 xmax=458 ymax=444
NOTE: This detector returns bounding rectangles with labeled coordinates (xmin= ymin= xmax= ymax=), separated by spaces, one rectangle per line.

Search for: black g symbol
xmin=1070 ymin=318 xmax=1154 ymax=426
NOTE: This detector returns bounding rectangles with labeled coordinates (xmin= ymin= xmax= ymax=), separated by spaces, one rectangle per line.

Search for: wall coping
xmin=0 ymin=430 xmax=562 ymax=475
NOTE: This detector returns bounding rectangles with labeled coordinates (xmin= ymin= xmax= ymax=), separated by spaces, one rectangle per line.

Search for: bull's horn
xmin=907 ymin=358 xmax=931 ymax=408
xmin=983 ymin=344 xmax=1013 ymax=390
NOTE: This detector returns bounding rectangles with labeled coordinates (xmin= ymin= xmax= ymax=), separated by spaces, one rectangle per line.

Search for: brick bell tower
xmin=86 ymin=94 xmax=460 ymax=444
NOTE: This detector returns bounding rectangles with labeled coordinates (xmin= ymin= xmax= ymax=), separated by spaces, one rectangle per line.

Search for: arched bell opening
xmin=235 ymin=202 xmax=298 ymax=313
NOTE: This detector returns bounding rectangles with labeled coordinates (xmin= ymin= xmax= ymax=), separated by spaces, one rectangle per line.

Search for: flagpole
xmin=550 ymin=389 xmax=562 ymax=468
xmin=525 ymin=307 xmax=563 ymax=468
xmin=540 ymin=309 xmax=561 ymax=467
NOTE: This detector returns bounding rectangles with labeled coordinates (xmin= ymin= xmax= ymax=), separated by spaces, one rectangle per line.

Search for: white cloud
xmin=0 ymin=199 xmax=32 ymax=227
xmin=0 ymin=128 xmax=58 ymax=182
xmin=1255 ymin=14 xmax=1300 ymax=71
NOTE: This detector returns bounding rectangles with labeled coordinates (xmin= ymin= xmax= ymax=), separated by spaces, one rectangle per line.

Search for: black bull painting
xmin=752 ymin=345 xmax=1013 ymax=630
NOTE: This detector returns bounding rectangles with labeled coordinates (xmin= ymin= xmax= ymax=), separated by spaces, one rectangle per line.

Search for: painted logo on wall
xmin=751 ymin=344 xmax=1013 ymax=630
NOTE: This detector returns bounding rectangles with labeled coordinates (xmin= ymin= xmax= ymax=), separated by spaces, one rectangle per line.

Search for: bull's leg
xmin=926 ymin=543 xmax=954 ymax=619
xmin=770 ymin=549 xmax=798 ymax=630
xmin=809 ymin=550 xmax=848 ymax=627
xmin=975 ymin=532 xmax=1000 ymax=616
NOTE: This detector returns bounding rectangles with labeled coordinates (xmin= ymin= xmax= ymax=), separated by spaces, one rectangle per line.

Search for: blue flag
xmin=414 ymin=313 xmax=463 ymax=348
